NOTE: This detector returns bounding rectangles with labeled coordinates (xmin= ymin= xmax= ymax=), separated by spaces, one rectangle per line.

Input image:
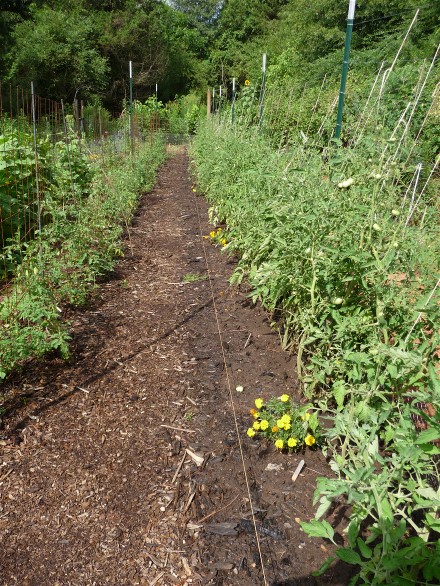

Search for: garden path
xmin=0 ymin=150 xmax=352 ymax=586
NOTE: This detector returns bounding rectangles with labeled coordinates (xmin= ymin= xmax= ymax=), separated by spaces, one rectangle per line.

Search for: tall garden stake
xmin=61 ymin=99 xmax=76 ymax=200
xmin=335 ymin=0 xmax=356 ymax=139
xmin=231 ymin=77 xmax=236 ymax=124
xmin=259 ymin=53 xmax=267 ymax=130
xmin=30 ymin=82 xmax=42 ymax=235
xmin=129 ymin=60 xmax=134 ymax=156
xmin=218 ymin=85 xmax=222 ymax=118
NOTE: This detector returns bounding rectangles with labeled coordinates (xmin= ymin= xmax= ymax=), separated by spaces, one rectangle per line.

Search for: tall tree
xmin=7 ymin=6 xmax=109 ymax=101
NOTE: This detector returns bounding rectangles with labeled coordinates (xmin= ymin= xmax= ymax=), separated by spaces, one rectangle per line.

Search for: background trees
xmin=0 ymin=0 xmax=438 ymax=108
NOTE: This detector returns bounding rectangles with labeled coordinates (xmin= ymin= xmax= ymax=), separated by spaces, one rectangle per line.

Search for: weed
xmin=182 ymin=273 xmax=207 ymax=283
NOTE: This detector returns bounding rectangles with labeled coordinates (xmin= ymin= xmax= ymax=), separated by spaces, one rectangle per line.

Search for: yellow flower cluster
xmin=246 ymin=395 xmax=320 ymax=453
xmin=276 ymin=414 xmax=291 ymax=431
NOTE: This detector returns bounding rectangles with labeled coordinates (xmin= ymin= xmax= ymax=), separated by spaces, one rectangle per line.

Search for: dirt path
xmin=0 ymin=150 xmax=352 ymax=586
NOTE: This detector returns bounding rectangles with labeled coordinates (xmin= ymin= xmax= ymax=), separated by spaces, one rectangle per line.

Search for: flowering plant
xmin=205 ymin=226 xmax=228 ymax=247
xmin=246 ymin=394 xmax=322 ymax=451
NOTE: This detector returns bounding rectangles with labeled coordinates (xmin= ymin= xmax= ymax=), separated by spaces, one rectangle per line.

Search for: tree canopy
xmin=0 ymin=0 xmax=438 ymax=108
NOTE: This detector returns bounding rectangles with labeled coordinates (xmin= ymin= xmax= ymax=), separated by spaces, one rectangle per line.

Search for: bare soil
xmin=0 ymin=149 xmax=353 ymax=586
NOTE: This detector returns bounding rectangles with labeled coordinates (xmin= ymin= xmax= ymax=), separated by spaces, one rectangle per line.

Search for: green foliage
xmin=8 ymin=6 xmax=109 ymax=101
xmin=0 ymin=137 xmax=165 ymax=379
xmin=191 ymin=58 xmax=439 ymax=579
xmin=0 ymin=125 xmax=38 ymax=248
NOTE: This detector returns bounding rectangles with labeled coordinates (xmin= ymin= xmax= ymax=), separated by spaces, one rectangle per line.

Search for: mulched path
xmin=0 ymin=148 xmax=353 ymax=586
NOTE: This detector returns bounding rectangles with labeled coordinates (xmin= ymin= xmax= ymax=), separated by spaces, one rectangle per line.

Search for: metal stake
xmin=335 ymin=0 xmax=356 ymax=140
xmin=231 ymin=77 xmax=236 ymax=124
xmin=259 ymin=53 xmax=267 ymax=130
xmin=30 ymin=82 xmax=42 ymax=234
xmin=129 ymin=60 xmax=134 ymax=156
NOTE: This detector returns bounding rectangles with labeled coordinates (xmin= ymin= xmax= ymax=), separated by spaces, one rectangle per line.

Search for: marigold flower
xmin=288 ymin=437 xmax=298 ymax=448
xmin=272 ymin=426 xmax=279 ymax=433
xmin=260 ymin=420 xmax=269 ymax=431
xmin=275 ymin=439 xmax=284 ymax=449
xmin=209 ymin=231 xmax=216 ymax=238
xmin=244 ymin=79 xmax=250 ymax=86
xmin=281 ymin=414 xmax=291 ymax=424
xmin=305 ymin=434 xmax=316 ymax=446
xmin=255 ymin=398 xmax=264 ymax=409
xmin=280 ymin=394 xmax=289 ymax=402
xmin=283 ymin=423 xmax=291 ymax=431
xmin=253 ymin=421 xmax=261 ymax=431
xmin=276 ymin=419 xmax=285 ymax=428
xmin=253 ymin=411 xmax=260 ymax=419
xmin=221 ymin=238 xmax=227 ymax=246
xmin=247 ymin=428 xmax=256 ymax=437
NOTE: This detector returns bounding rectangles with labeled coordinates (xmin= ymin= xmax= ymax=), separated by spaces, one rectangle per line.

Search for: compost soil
xmin=0 ymin=149 xmax=354 ymax=586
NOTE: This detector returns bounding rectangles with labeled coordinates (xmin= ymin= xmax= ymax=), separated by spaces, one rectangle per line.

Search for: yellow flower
xmin=276 ymin=419 xmax=285 ymax=428
xmin=272 ymin=426 xmax=279 ymax=433
xmin=253 ymin=411 xmax=260 ymax=419
xmin=247 ymin=428 xmax=256 ymax=437
xmin=301 ymin=412 xmax=311 ymax=421
xmin=253 ymin=421 xmax=261 ymax=431
xmin=275 ymin=439 xmax=284 ymax=449
xmin=220 ymin=238 xmax=227 ymax=246
xmin=260 ymin=420 xmax=269 ymax=431
xmin=288 ymin=438 xmax=298 ymax=448
xmin=255 ymin=398 xmax=264 ymax=409
xmin=209 ymin=231 xmax=216 ymax=238
xmin=305 ymin=434 xmax=316 ymax=446
xmin=283 ymin=423 xmax=291 ymax=431
xmin=244 ymin=79 xmax=250 ymax=86
xmin=280 ymin=394 xmax=289 ymax=402
xmin=192 ymin=187 xmax=197 ymax=192
xmin=281 ymin=414 xmax=291 ymax=424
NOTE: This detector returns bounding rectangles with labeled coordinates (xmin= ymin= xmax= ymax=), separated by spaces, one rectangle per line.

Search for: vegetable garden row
xmin=0 ymin=84 xmax=168 ymax=379
xmin=191 ymin=49 xmax=440 ymax=585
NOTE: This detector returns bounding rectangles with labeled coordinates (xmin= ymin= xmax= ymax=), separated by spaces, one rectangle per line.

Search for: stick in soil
xmin=197 ymin=495 xmax=239 ymax=524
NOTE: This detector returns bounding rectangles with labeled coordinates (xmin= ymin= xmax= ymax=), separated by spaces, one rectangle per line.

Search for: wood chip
xmin=185 ymin=448 xmax=204 ymax=467
xmin=150 ymin=571 xmax=165 ymax=585
xmin=292 ymin=459 xmax=305 ymax=482
xmin=205 ymin=522 xmax=239 ymax=536
xmin=160 ymin=424 xmax=195 ymax=434
xmin=213 ymin=562 xmax=235 ymax=571
xmin=172 ymin=452 xmax=187 ymax=484
xmin=182 ymin=557 xmax=192 ymax=576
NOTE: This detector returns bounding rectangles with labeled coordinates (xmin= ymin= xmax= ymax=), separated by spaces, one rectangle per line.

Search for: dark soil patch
xmin=0 ymin=149 xmax=353 ymax=585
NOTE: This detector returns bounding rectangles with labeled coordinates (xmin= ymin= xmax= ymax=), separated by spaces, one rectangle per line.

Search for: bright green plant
xmin=191 ymin=54 xmax=439 ymax=581
xmin=0 ymin=136 xmax=166 ymax=379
